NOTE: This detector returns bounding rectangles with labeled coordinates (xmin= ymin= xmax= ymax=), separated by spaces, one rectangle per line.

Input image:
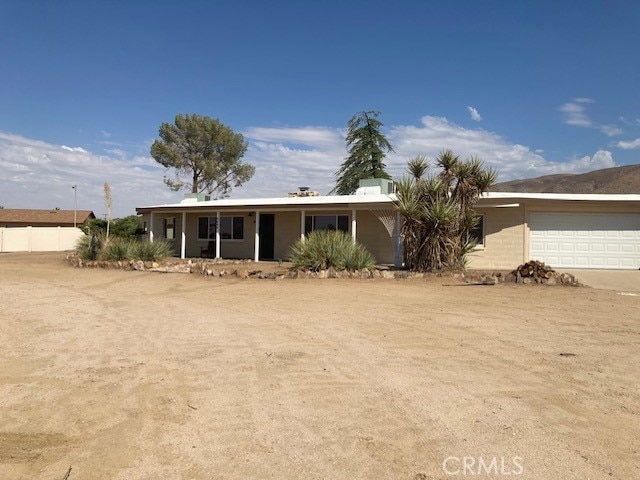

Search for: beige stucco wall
xmin=467 ymin=206 xmax=526 ymax=270
xmin=0 ymin=226 xmax=85 ymax=252
xmin=141 ymin=209 xmax=396 ymax=264
xmin=355 ymin=210 xmax=395 ymax=265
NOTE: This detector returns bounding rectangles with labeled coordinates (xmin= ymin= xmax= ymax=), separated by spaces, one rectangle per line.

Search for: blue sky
xmin=1 ymin=1 xmax=639 ymax=216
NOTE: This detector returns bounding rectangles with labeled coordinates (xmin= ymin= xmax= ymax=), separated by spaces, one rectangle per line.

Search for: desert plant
xmin=133 ymin=240 xmax=174 ymax=261
xmin=395 ymin=150 xmax=496 ymax=272
xmin=75 ymin=232 xmax=105 ymax=260
xmin=101 ymin=237 xmax=135 ymax=261
xmin=289 ymin=230 xmax=375 ymax=271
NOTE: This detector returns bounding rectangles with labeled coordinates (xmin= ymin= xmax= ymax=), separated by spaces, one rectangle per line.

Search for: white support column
xmin=300 ymin=210 xmax=305 ymax=241
xmin=351 ymin=209 xmax=357 ymax=243
xmin=254 ymin=211 xmax=261 ymax=262
xmin=149 ymin=212 xmax=154 ymax=243
xmin=180 ymin=211 xmax=186 ymax=259
xmin=215 ymin=211 xmax=221 ymax=259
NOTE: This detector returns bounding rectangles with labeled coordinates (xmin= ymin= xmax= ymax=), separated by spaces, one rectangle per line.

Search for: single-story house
xmin=0 ymin=208 xmax=95 ymax=227
xmin=136 ymin=181 xmax=640 ymax=270
xmin=0 ymin=208 xmax=94 ymax=253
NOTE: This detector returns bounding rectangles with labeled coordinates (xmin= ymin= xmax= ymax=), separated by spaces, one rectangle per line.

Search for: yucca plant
xmin=289 ymin=230 xmax=375 ymax=271
xmin=101 ymin=237 xmax=135 ymax=261
xmin=394 ymin=149 xmax=496 ymax=272
xmin=133 ymin=240 xmax=174 ymax=261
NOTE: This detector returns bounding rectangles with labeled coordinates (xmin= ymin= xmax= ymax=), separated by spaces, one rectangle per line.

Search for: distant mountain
xmin=491 ymin=164 xmax=640 ymax=194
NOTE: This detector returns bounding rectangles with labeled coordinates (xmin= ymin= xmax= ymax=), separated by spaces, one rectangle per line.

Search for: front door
xmin=259 ymin=213 xmax=275 ymax=260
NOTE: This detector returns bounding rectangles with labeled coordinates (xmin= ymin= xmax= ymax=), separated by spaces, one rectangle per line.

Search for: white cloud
xmin=600 ymin=124 xmax=623 ymax=136
xmin=559 ymin=100 xmax=593 ymax=127
xmin=560 ymin=98 xmax=624 ymax=137
xmin=1 ymin=117 xmax=622 ymax=214
xmin=466 ymin=106 xmax=482 ymax=122
xmin=101 ymin=130 xmax=112 ymax=138
xmin=0 ymin=132 xmax=177 ymax=216
xmin=616 ymin=137 xmax=640 ymax=149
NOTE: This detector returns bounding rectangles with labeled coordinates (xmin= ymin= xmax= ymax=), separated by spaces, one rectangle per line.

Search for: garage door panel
xmin=529 ymin=213 xmax=640 ymax=269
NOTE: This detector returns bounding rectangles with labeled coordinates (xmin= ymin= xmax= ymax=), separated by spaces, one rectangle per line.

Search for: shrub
xmin=132 ymin=240 xmax=174 ymax=261
xmin=74 ymin=234 xmax=173 ymax=262
xmin=101 ymin=237 xmax=135 ymax=261
xmin=289 ymin=230 xmax=375 ymax=271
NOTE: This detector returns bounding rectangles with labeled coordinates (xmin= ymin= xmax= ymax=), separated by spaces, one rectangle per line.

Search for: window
xmin=305 ymin=215 xmax=349 ymax=235
xmin=163 ymin=217 xmax=175 ymax=240
xmin=468 ymin=214 xmax=485 ymax=246
xmin=198 ymin=216 xmax=244 ymax=240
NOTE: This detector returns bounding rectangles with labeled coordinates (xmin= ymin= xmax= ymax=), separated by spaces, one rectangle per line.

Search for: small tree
xmin=151 ymin=114 xmax=254 ymax=197
xmin=394 ymin=150 xmax=496 ymax=272
xmin=333 ymin=111 xmax=393 ymax=195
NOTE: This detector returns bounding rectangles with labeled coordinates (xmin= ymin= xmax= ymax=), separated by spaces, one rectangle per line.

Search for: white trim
xmin=300 ymin=210 xmax=305 ymax=241
xmin=149 ymin=212 xmax=154 ymax=243
xmin=215 ymin=211 xmax=221 ymax=259
xmin=254 ymin=211 xmax=260 ymax=262
xmin=138 ymin=191 xmax=640 ymax=212
xmin=180 ymin=211 xmax=186 ymax=259
xmin=351 ymin=209 xmax=357 ymax=243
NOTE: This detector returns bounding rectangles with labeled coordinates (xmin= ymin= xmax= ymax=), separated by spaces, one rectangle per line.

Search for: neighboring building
xmin=0 ymin=208 xmax=95 ymax=227
xmin=136 ymin=182 xmax=640 ymax=270
xmin=0 ymin=208 xmax=94 ymax=253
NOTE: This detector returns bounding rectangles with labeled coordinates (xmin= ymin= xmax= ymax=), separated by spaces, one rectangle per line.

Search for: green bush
xmin=289 ymin=230 xmax=375 ymax=271
xmin=101 ymin=237 xmax=136 ymax=261
xmin=74 ymin=234 xmax=172 ymax=262
xmin=132 ymin=240 xmax=174 ymax=261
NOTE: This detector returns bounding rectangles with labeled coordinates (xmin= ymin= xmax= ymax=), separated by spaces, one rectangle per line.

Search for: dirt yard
xmin=0 ymin=253 xmax=638 ymax=479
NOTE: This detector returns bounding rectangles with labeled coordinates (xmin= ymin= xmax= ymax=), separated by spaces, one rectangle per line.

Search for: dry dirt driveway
xmin=0 ymin=252 xmax=638 ymax=480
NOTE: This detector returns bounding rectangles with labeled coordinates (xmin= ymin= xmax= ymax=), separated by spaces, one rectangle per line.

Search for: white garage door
xmin=529 ymin=212 xmax=640 ymax=269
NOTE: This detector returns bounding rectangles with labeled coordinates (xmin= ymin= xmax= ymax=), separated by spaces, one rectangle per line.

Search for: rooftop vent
xmin=355 ymin=178 xmax=395 ymax=195
xmin=181 ymin=193 xmax=211 ymax=204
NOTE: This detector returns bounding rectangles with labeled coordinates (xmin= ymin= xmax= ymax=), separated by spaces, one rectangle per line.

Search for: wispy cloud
xmin=560 ymin=98 xmax=623 ymax=136
xmin=101 ymin=130 xmax=111 ymax=138
xmin=466 ymin=106 xmax=482 ymax=122
xmin=0 ymin=132 xmax=176 ymax=216
xmin=559 ymin=98 xmax=593 ymax=127
xmin=616 ymin=137 xmax=640 ymax=149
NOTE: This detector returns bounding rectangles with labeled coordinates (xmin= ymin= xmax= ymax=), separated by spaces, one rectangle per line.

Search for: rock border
xmin=65 ymin=254 xmax=582 ymax=285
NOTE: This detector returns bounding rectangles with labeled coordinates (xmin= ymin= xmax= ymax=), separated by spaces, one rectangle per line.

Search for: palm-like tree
xmin=394 ymin=150 xmax=496 ymax=271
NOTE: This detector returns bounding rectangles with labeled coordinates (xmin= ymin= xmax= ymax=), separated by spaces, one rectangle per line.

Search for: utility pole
xmin=72 ymin=184 xmax=77 ymax=227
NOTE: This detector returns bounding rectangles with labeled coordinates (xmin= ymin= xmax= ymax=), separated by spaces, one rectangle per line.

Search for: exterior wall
xmin=273 ymin=211 xmax=300 ymax=260
xmin=467 ymin=206 xmax=526 ymax=270
xmin=0 ymin=226 xmax=85 ymax=252
xmin=355 ymin=210 xmax=395 ymax=265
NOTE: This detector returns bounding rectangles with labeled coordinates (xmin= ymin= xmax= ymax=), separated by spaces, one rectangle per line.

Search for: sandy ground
xmin=0 ymin=253 xmax=638 ymax=480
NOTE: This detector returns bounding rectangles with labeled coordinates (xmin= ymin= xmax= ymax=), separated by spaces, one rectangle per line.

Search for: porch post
xmin=180 ymin=211 xmax=186 ymax=259
xmin=351 ymin=209 xmax=357 ymax=243
xmin=215 ymin=211 xmax=221 ymax=259
xmin=149 ymin=212 xmax=154 ymax=243
xmin=300 ymin=210 xmax=305 ymax=241
xmin=254 ymin=211 xmax=260 ymax=262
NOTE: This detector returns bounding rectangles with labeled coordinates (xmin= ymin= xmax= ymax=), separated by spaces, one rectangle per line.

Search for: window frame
xmin=197 ymin=215 xmax=245 ymax=241
xmin=304 ymin=214 xmax=350 ymax=235
xmin=163 ymin=216 xmax=176 ymax=240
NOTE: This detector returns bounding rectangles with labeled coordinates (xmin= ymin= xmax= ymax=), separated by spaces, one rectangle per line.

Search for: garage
xmin=529 ymin=212 xmax=640 ymax=269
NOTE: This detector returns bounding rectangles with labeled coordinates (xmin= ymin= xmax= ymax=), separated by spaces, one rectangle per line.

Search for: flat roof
xmin=136 ymin=192 xmax=640 ymax=212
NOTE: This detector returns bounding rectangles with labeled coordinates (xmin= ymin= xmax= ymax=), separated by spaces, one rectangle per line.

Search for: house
xmin=0 ymin=208 xmax=95 ymax=227
xmin=0 ymin=208 xmax=94 ymax=253
xmin=136 ymin=181 xmax=640 ymax=270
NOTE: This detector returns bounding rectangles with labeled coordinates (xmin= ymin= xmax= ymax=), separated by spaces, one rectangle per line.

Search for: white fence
xmin=0 ymin=227 xmax=85 ymax=253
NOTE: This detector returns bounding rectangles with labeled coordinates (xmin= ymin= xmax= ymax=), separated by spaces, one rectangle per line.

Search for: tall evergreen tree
xmin=333 ymin=111 xmax=393 ymax=195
